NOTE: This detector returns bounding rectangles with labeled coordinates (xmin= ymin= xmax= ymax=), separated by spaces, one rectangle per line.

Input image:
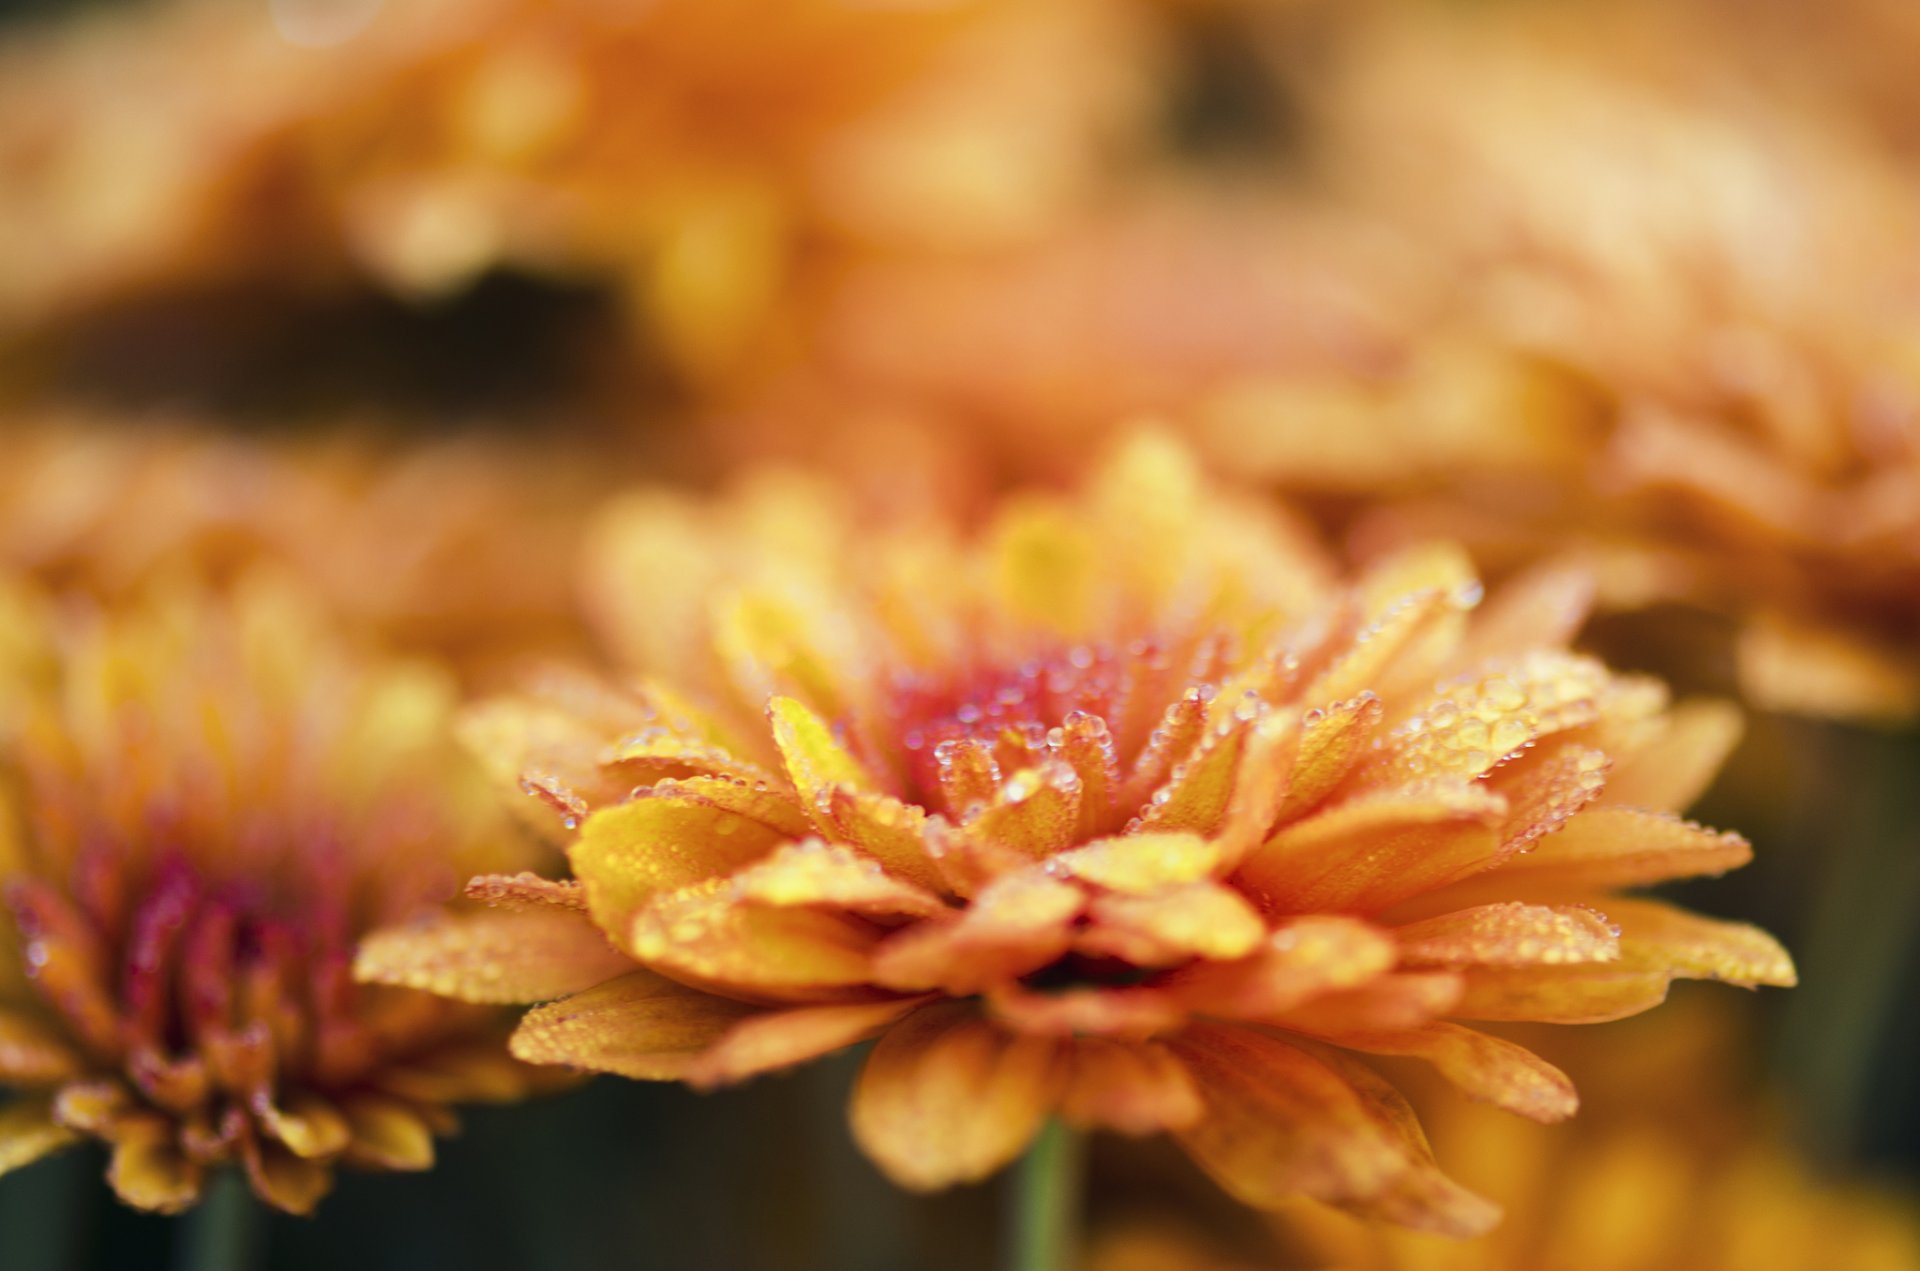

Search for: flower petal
xmin=107 ymin=1121 xmax=204 ymax=1214
xmin=1607 ymin=899 xmax=1796 ymax=987
xmin=729 ymin=840 xmax=948 ymax=918
xmin=1601 ymin=698 xmax=1743 ymax=814
xmin=1167 ymin=916 xmax=1397 ymax=1020
xmin=1058 ymin=1039 xmax=1202 ymax=1135
xmin=1079 ymin=883 xmax=1266 ymax=965
xmin=569 ymin=792 xmax=796 ymax=953
xmin=257 ymin=1092 xmax=351 ymax=1161
xmin=354 ymin=906 xmax=634 ymax=1004
xmin=1394 ymin=903 xmax=1620 ymax=969
xmin=1449 ymin=966 xmax=1671 ymax=1024
xmin=1294 ymin=1022 xmax=1578 ymax=1123
xmin=767 ymin=695 xmax=875 ymax=827
xmin=820 ymin=787 xmax=947 ymax=894
xmin=338 ymin=1093 xmax=436 ymax=1172
xmin=0 ymin=1007 xmax=83 ymax=1086
xmin=1274 ymin=692 xmax=1383 ymax=821
xmin=241 ymin=1134 xmax=331 ymax=1216
xmin=849 ymin=1001 xmax=1062 ymax=1191
xmin=965 ymin=764 xmax=1082 ymax=861
xmin=687 ymin=997 xmax=930 ymax=1089
xmin=873 ymin=870 xmax=1084 ymax=994
xmin=1240 ymin=783 xmax=1507 ymax=915
xmin=1267 ymin=972 xmax=1465 ymax=1033
xmin=510 ymin=970 xmax=757 ymax=1079
xmin=1052 ymin=833 xmax=1223 ymax=893
xmin=1492 ymin=807 xmax=1752 ymax=890
xmin=985 ymin=984 xmax=1187 ymax=1039
xmin=0 ymin=1097 xmax=78 ymax=1178
xmin=463 ymin=872 xmax=587 ymax=912
xmin=1460 ymin=563 xmax=1596 ymax=663
xmin=631 ymin=879 xmax=882 ymax=1002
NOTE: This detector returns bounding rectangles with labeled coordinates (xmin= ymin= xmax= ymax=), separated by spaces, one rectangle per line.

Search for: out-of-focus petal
xmin=1295 ymin=1022 xmax=1578 ymax=1123
xmin=1492 ymin=807 xmax=1752 ymax=890
xmin=509 ymin=970 xmax=757 ymax=1080
xmin=1058 ymin=1039 xmax=1202 ymax=1135
xmin=688 ymin=996 xmax=930 ymax=1089
xmin=1451 ymin=967 xmax=1672 ymax=1023
xmin=1394 ymin=902 xmax=1620 ymax=969
xmin=1608 ymin=898 xmax=1797 ymax=987
xmin=1168 ymin=917 xmax=1397 ymax=1020
xmin=0 ymin=1097 xmax=78 ymax=1177
xmin=354 ymin=906 xmax=634 ymax=1005
xmin=873 ymin=870 xmax=1083 ymax=994
xmin=1600 ymin=699 xmax=1743 ymax=814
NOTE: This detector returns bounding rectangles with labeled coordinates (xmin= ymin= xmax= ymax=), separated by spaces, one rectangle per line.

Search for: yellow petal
xmin=1493 ymin=807 xmax=1751 ymax=889
xmin=767 ymin=695 xmax=874 ymax=822
xmin=1450 ymin=966 xmax=1671 ymax=1024
xmin=631 ymin=878 xmax=881 ymax=1002
xmin=1058 ymin=1039 xmax=1203 ymax=1135
xmin=849 ymin=1002 xmax=1062 ymax=1191
xmin=1273 ymin=692 xmax=1384 ymax=820
xmin=687 ymin=997 xmax=929 ymax=1089
xmin=354 ymin=906 xmax=634 ymax=1004
xmin=1302 ymin=588 xmax=1462 ymax=711
xmin=1052 ymin=833 xmax=1223 ymax=893
xmin=1168 ymin=916 xmax=1397 ymax=1020
xmin=1080 ymin=883 xmax=1266 ymax=966
xmin=729 ymin=840 xmax=947 ymax=918
xmin=989 ymin=499 xmax=1099 ymax=640
xmin=374 ymin=1041 xmax=549 ymax=1105
xmin=569 ymin=792 xmax=795 ymax=954
xmin=1490 ymin=744 xmax=1610 ymax=853
xmin=463 ymin=872 xmax=587 ymax=912
xmin=1363 ymin=651 xmax=1610 ymax=784
xmin=509 ymin=970 xmax=757 ymax=1079
xmin=872 ymin=870 xmax=1083 ymax=994
xmin=107 ymin=1122 xmax=205 ymax=1214
xmin=1294 ymin=1022 xmax=1578 ymax=1123
xmin=1394 ymin=903 xmax=1619 ymax=969
xmin=819 ymin=787 xmax=947 ymax=894
xmin=964 ymin=764 xmax=1082 ymax=861
xmin=1132 ymin=715 xmax=1261 ymax=840
xmin=0 ymin=1007 xmax=82 ymax=1086
xmin=1601 ymin=698 xmax=1743 ymax=814
xmin=241 ymin=1135 xmax=332 ymax=1216
xmin=339 ymin=1094 xmax=436 ymax=1172
xmin=1240 ymin=783 xmax=1507 ymax=915
xmin=1606 ymin=899 xmax=1796 ymax=987
xmin=0 ymin=1097 xmax=78 ymax=1178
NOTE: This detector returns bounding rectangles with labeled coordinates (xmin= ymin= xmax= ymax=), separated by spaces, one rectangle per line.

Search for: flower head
xmin=365 ymin=436 xmax=1791 ymax=1234
xmin=0 ymin=574 xmax=554 ymax=1214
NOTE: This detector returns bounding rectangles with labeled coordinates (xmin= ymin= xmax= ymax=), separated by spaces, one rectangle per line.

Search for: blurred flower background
xmin=0 ymin=0 xmax=1916 ymax=1267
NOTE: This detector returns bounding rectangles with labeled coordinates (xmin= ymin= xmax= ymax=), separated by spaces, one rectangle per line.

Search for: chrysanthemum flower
xmin=1232 ymin=0 xmax=1920 ymax=723
xmin=363 ymin=436 xmax=1792 ymax=1233
xmin=0 ymin=574 xmax=556 ymax=1214
xmin=0 ymin=0 xmax=1145 ymax=387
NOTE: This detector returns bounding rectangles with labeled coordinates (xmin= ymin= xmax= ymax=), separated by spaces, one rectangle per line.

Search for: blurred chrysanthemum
xmin=0 ymin=575 xmax=555 ymax=1214
xmin=362 ymin=436 xmax=1791 ymax=1233
xmin=1205 ymin=0 xmax=1920 ymax=723
xmin=0 ymin=0 xmax=1148 ymax=389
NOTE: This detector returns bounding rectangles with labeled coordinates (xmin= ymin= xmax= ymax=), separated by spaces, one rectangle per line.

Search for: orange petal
xmin=729 ymin=840 xmax=948 ymax=919
xmin=1168 ymin=916 xmax=1397 ymax=1020
xmin=1058 ymin=1039 xmax=1203 ymax=1135
xmin=1079 ymin=883 xmax=1266 ymax=966
xmin=1492 ymin=807 xmax=1751 ymax=890
xmin=964 ymin=764 xmax=1082 ymax=861
xmin=1738 ymin=612 xmax=1920 ymax=724
xmin=848 ymin=1002 xmax=1062 ymax=1191
xmin=257 ymin=1091 xmax=351 ymax=1160
xmin=985 ymin=984 xmax=1187 ymax=1039
xmin=687 ymin=996 xmax=930 ymax=1089
xmin=631 ymin=879 xmax=881 ymax=1002
xmin=107 ymin=1122 xmax=205 ymax=1214
xmin=1274 ymin=692 xmax=1384 ymax=821
xmin=1601 ymin=699 xmax=1743 ymax=814
xmin=1267 ymin=972 xmax=1465 ymax=1033
xmin=1295 ymin=1022 xmax=1577 ymax=1123
xmin=1055 ymin=711 xmax=1121 ymax=840
xmin=0 ymin=1007 xmax=82 ymax=1086
xmin=1171 ymin=1024 xmax=1477 ymax=1225
xmin=510 ymin=970 xmax=757 ymax=1079
xmin=1460 ymin=563 xmax=1596 ymax=663
xmin=873 ymin=870 xmax=1084 ymax=994
xmin=1302 ymin=586 xmax=1463 ymax=710
xmin=1132 ymin=713 xmax=1264 ymax=840
xmin=569 ymin=792 xmax=795 ymax=954
xmin=1394 ymin=903 xmax=1619 ymax=969
xmin=463 ymin=872 xmax=587 ymax=912
xmin=354 ymin=906 xmax=634 ymax=1004
xmin=1449 ymin=966 xmax=1671 ymax=1024
xmin=1117 ymin=690 xmax=1210 ymax=818
xmin=374 ymin=1041 xmax=549 ymax=1105
xmin=1240 ymin=783 xmax=1507 ymax=915
xmin=1489 ymin=744 xmax=1611 ymax=853
xmin=1365 ymin=651 xmax=1610 ymax=784
xmin=1606 ymin=899 xmax=1796 ymax=987
xmin=339 ymin=1093 xmax=436 ymax=1172
xmin=0 ymin=1097 xmax=78 ymax=1178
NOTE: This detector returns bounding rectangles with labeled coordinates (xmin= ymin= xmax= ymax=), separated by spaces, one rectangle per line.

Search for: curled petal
xmin=849 ymin=1002 xmax=1062 ymax=1191
xmin=688 ymin=997 xmax=930 ymax=1089
xmin=1493 ymin=807 xmax=1752 ymax=890
xmin=1058 ymin=1039 xmax=1203 ymax=1135
xmin=1394 ymin=903 xmax=1620 ymax=969
xmin=354 ymin=906 xmax=634 ymax=1005
xmin=729 ymin=840 xmax=947 ymax=919
xmin=1295 ymin=1022 xmax=1578 ymax=1123
xmin=1079 ymin=883 xmax=1266 ymax=966
xmin=1601 ymin=699 xmax=1743 ymax=814
xmin=1607 ymin=899 xmax=1796 ymax=987
xmin=0 ymin=1097 xmax=78 ymax=1178
xmin=873 ymin=870 xmax=1083 ymax=994
xmin=510 ymin=971 xmax=757 ymax=1080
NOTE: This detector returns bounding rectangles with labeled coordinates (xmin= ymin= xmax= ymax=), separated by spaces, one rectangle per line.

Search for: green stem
xmin=1006 ymin=1121 xmax=1085 ymax=1271
xmin=175 ymin=1169 xmax=263 ymax=1271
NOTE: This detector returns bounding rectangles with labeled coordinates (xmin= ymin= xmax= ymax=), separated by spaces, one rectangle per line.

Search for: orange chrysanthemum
xmin=363 ymin=436 xmax=1792 ymax=1234
xmin=0 ymin=575 xmax=555 ymax=1214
